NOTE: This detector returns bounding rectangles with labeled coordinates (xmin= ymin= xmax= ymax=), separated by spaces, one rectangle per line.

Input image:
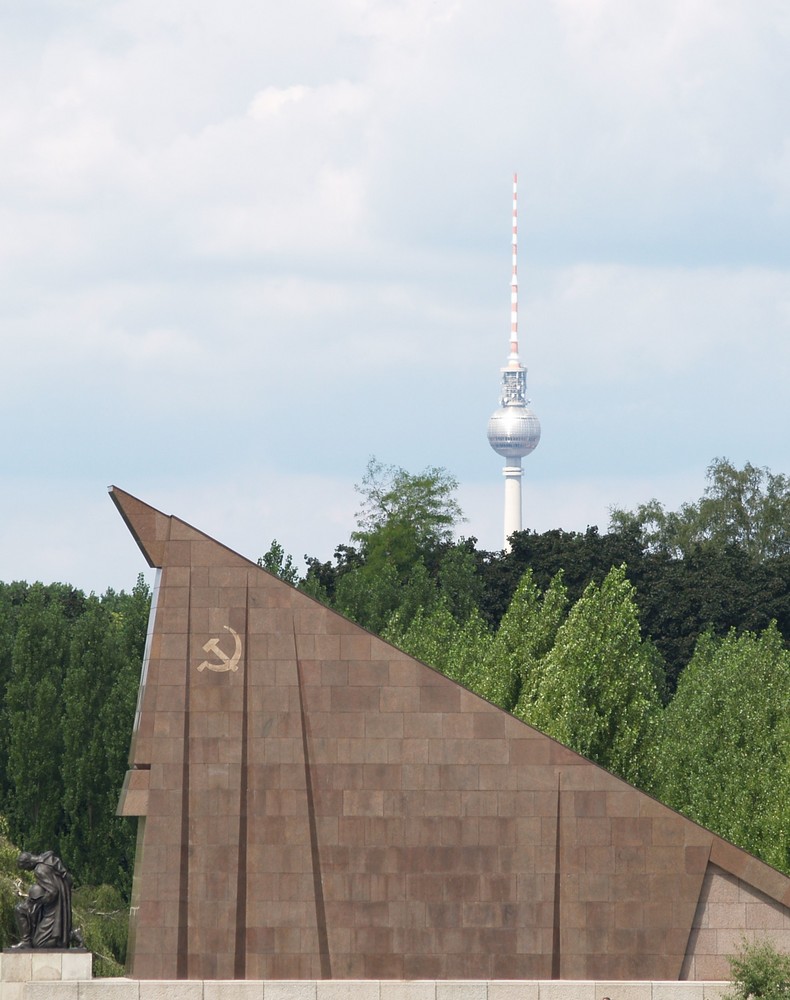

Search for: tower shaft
xmin=486 ymin=173 xmax=541 ymax=552
xmin=503 ymin=460 xmax=523 ymax=542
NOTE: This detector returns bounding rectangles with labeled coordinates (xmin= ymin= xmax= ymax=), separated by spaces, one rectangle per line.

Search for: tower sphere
xmin=487 ymin=405 xmax=541 ymax=460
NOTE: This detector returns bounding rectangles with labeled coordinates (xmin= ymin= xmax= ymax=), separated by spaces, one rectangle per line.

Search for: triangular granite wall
xmin=112 ymin=487 xmax=790 ymax=981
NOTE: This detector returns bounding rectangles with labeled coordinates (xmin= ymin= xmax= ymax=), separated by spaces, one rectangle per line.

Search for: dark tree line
xmin=294 ymin=458 xmax=790 ymax=694
xmin=483 ymin=527 xmax=790 ymax=692
xmin=0 ymin=577 xmax=149 ymax=900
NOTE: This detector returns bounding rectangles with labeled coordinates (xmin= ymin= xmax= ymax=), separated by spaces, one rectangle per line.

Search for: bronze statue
xmin=12 ymin=851 xmax=74 ymax=950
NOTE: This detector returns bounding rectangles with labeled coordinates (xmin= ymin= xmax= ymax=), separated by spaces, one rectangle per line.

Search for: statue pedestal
xmin=1 ymin=949 xmax=92 ymax=995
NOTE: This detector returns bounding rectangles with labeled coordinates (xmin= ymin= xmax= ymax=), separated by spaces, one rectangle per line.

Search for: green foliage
xmin=324 ymin=460 xmax=470 ymax=634
xmin=0 ymin=578 xmax=148 ymax=904
xmin=0 ymin=587 xmax=24 ymax=798
xmin=4 ymin=586 xmax=70 ymax=850
xmin=61 ymin=593 xmax=141 ymax=895
xmin=351 ymin=457 xmax=464 ymax=580
xmin=701 ymin=459 xmax=790 ymax=560
xmin=258 ymin=539 xmax=300 ymax=585
xmin=0 ymin=816 xmax=33 ymax=949
xmin=436 ymin=541 xmax=484 ymax=623
xmin=449 ymin=610 xmax=496 ymax=691
xmin=725 ymin=938 xmax=790 ymax=999
xmin=609 ymin=496 xmax=701 ymax=560
xmin=333 ymin=558 xmax=403 ymax=634
xmin=526 ymin=565 xmax=661 ymax=785
xmin=627 ymin=544 xmax=787 ymax=694
xmin=62 ymin=598 xmax=121 ymax=874
xmin=73 ymin=883 xmax=128 ymax=977
xmin=476 ymin=569 xmax=541 ymax=710
xmin=384 ymin=602 xmax=460 ymax=673
xmin=480 ymin=569 xmax=568 ymax=713
xmin=650 ymin=624 xmax=790 ymax=872
xmin=474 ymin=517 xmax=790 ymax=694
xmin=611 ymin=457 xmax=790 ymax=561
xmin=384 ymin=602 xmax=493 ymax=691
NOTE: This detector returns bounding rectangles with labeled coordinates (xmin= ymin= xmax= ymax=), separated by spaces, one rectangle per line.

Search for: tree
xmin=610 ymin=457 xmax=790 ymax=561
xmin=258 ymin=540 xmax=300 ymax=586
xmin=4 ymin=586 xmax=71 ymax=851
xmin=300 ymin=544 xmax=361 ymax=606
xmin=725 ymin=938 xmax=790 ymax=1000
xmin=383 ymin=601 xmax=493 ymax=692
xmin=527 ymin=565 xmax=662 ymax=786
xmin=95 ymin=579 xmax=149 ymax=897
xmin=333 ymin=558 xmax=402 ymax=634
xmin=447 ymin=610 xmax=494 ymax=691
xmin=474 ymin=570 xmax=567 ymax=713
xmin=633 ymin=544 xmax=790 ymax=693
xmin=511 ymin=571 xmax=569 ymax=718
xmin=0 ymin=815 xmax=30 ymax=948
xmin=650 ymin=624 xmax=790 ymax=873
xmin=0 ymin=577 xmax=149 ymax=899
xmin=700 ymin=459 xmax=790 ymax=560
xmin=473 ymin=523 xmax=644 ymax=631
xmin=609 ymin=497 xmax=699 ymax=560
xmin=317 ymin=458 xmax=466 ymax=633
xmin=61 ymin=592 xmax=141 ymax=890
xmin=384 ymin=602 xmax=461 ymax=676
xmin=436 ymin=540 xmax=484 ymax=623
xmin=0 ymin=584 xmax=26 ymax=801
xmin=351 ymin=457 xmax=465 ymax=574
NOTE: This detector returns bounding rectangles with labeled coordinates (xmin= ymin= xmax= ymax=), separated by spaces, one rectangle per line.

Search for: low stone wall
xmin=0 ymin=975 xmax=732 ymax=1000
xmin=0 ymin=950 xmax=92 ymax=1000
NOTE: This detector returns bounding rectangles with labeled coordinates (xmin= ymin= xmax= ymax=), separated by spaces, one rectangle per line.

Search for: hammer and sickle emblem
xmin=197 ymin=625 xmax=242 ymax=673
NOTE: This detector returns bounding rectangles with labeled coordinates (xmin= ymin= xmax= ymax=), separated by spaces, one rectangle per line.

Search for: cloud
xmin=248 ymin=86 xmax=310 ymax=119
xmin=1 ymin=0 xmax=789 ymax=591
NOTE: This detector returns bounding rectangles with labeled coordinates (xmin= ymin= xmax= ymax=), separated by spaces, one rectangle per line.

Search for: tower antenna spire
xmin=487 ymin=174 xmax=541 ymax=552
xmin=510 ymin=172 xmax=519 ymax=361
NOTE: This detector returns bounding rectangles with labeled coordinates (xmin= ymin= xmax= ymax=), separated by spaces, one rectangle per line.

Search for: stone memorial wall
xmin=110 ymin=487 xmax=790 ymax=982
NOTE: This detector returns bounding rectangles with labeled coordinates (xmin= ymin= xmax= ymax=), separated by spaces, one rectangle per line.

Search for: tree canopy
xmin=649 ymin=624 xmax=790 ymax=873
xmin=351 ymin=456 xmax=465 ymax=561
xmin=524 ymin=565 xmax=661 ymax=786
xmin=0 ymin=578 xmax=148 ymax=902
xmin=611 ymin=457 xmax=790 ymax=560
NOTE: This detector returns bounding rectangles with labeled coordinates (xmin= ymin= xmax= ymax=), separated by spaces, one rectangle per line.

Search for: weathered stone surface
xmin=110 ymin=487 xmax=790 ymax=982
xmin=0 ymin=976 xmax=734 ymax=999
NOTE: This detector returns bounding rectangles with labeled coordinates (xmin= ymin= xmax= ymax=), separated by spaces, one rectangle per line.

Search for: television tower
xmin=487 ymin=173 xmax=541 ymax=552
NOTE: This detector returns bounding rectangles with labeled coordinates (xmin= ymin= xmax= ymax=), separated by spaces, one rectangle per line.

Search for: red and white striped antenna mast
xmin=510 ymin=171 xmax=519 ymax=361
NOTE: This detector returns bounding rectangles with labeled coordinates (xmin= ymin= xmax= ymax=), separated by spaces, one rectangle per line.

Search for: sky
xmin=1 ymin=0 xmax=789 ymax=594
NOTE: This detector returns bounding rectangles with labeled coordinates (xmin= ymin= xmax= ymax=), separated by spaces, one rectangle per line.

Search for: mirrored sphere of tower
xmin=487 ymin=406 xmax=541 ymax=460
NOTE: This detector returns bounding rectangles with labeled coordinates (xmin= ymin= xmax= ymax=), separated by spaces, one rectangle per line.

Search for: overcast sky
xmin=2 ymin=0 xmax=789 ymax=594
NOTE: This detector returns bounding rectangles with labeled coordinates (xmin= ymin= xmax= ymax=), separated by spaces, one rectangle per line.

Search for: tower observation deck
xmin=487 ymin=174 xmax=540 ymax=551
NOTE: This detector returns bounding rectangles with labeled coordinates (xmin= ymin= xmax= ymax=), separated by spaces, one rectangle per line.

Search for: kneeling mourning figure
xmin=12 ymin=851 xmax=81 ymax=950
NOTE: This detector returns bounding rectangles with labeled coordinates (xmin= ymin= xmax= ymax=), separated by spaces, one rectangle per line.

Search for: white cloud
xmin=248 ymin=81 xmax=368 ymax=121
xmin=248 ymin=86 xmax=310 ymax=119
xmin=1 ymin=0 xmax=790 ymax=590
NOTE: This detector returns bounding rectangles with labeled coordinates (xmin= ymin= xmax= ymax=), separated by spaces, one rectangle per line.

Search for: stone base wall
xmin=683 ymin=863 xmax=790 ymax=979
xmin=0 ymin=979 xmax=731 ymax=1000
xmin=0 ymin=951 xmax=92 ymax=1000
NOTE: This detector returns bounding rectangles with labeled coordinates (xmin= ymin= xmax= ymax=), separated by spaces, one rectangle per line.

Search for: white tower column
xmin=503 ymin=461 xmax=523 ymax=551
